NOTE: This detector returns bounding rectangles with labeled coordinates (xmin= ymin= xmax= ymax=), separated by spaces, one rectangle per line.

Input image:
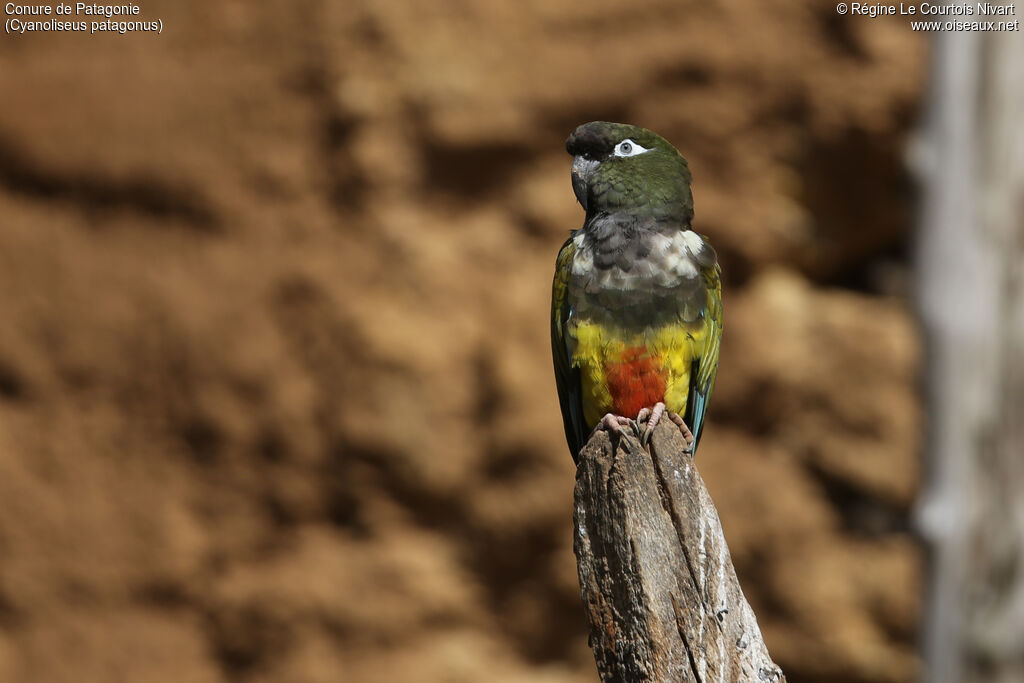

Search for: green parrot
xmin=551 ymin=121 xmax=722 ymax=461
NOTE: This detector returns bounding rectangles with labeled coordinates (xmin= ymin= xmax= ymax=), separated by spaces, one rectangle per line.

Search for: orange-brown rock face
xmin=0 ymin=3 xmax=924 ymax=682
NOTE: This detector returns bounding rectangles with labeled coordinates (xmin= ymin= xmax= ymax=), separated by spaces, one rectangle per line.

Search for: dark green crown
xmin=566 ymin=121 xmax=693 ymax=223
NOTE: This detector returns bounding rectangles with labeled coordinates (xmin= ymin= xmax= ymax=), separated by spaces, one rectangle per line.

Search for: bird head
xmin=566 ymin=121 xmax=693 ymax=224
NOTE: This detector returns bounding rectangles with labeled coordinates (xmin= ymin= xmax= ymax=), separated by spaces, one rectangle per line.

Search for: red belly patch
xmin=605 ymin=347 xmax=666 ymax=418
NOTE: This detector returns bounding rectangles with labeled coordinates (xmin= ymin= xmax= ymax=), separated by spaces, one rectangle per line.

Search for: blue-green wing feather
xmin=551 ymin=236 xmax=587 ymax=461
xmin=683 ymin=260 xmax=722 ymax=453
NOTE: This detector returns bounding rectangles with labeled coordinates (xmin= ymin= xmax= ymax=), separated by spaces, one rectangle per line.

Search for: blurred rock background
xmin=0 ymin=1 xmax=925 ymax=681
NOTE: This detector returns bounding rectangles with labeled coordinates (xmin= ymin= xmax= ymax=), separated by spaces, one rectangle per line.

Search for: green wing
xmin=551 ymin=236 xmax=587 ymax=461
xmin=683 ymin=257 xmax=722 ymax=452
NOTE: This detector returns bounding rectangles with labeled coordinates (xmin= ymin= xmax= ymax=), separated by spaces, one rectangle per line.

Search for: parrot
xmin=551 ymin=121 xmax=722 ymax=462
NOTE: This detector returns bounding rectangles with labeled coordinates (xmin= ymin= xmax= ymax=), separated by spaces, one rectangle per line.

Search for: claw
xmin=638 ymin=403 xmax=695 ymax=451
xmin=592 ymin=413 xmax=643 ymax=452
xmin=639 ymin=402 xmax=666 ymax=446
xmin=595 ymin=413 xmax=634 ymax=435
xmin=667 ymin=410 xmax=696 ymax=453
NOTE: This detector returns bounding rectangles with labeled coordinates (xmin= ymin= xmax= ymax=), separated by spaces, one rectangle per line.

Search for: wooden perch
xmin=573 ymin=420 xmax=785 ymax=683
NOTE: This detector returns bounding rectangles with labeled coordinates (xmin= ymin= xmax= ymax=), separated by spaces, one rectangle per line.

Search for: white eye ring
xmin=613 ymin=139 xmax=651 ymax=157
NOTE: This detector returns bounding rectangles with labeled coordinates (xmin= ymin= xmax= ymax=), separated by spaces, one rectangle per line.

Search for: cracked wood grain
xmin=573 ymin=420 xmax=785 ymax=683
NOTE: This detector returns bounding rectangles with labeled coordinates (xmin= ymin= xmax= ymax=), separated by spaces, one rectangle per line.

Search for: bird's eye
xmin=613 ymin=139 xmax=650 ymax=158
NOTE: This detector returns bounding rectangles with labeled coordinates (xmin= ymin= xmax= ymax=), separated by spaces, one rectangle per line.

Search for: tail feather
xmin=688 ymin=390 xmax=710 ymax=453
xmin=685 ymin=358 xmax=712 ymax=454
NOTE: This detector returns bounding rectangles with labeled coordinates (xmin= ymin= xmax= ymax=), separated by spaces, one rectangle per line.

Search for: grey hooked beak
xmin=571 ymin=156 xmax=599 ymax=211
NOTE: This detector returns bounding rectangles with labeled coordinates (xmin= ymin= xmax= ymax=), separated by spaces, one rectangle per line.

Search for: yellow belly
xmin=571 ymin=320 xmax=702 ymax=426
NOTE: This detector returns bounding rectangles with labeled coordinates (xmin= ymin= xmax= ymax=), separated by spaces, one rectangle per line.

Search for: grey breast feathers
xmin=569 ymin=216 xmax=710 ymax=329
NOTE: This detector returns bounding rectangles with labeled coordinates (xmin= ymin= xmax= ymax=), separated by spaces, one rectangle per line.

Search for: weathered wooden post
xmin=573 ymin=419 xmax=785 ymax=682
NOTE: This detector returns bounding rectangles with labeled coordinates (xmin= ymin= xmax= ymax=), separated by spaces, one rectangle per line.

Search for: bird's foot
xmin=591 ymin=413 xmax=643 ymax=452
xmin=638 ymin=402 xmax=695 ymax=452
